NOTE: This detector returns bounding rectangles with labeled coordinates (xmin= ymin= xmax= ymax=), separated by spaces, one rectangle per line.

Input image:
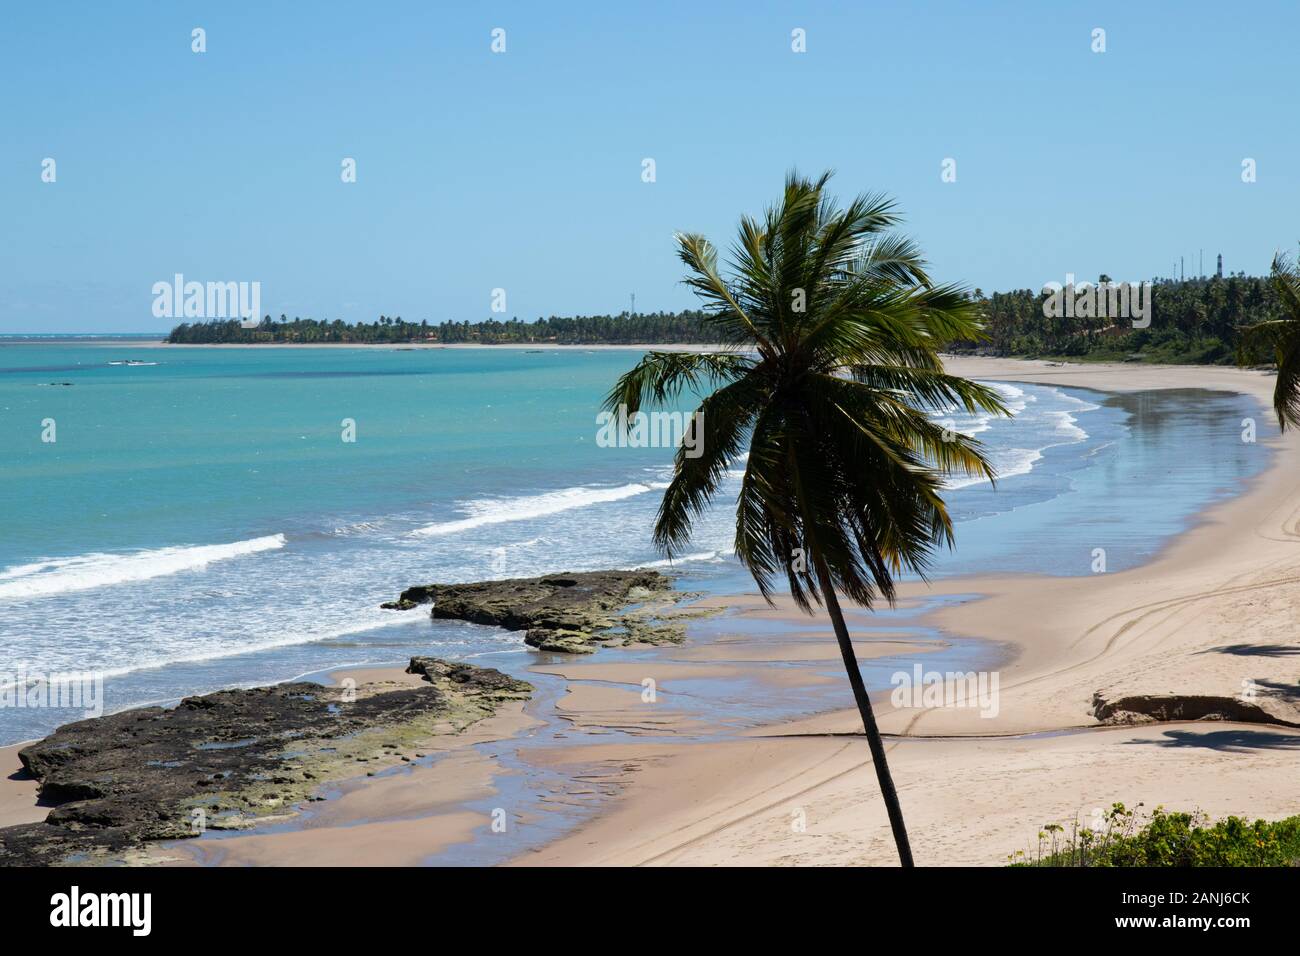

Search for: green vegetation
xmin=1239 ymin=254 xmax=1300 ymax=430
xmin=1010 ymin=803 xmax=1300 ymax=867
xmin=607 ymin=171 xmax=1009 ymax=866
xmin=166 ymin=311 xmax=711 ymax=344
xmin=961 ymin=273 xmax=1284 ymax=365
xmin=167 ymin=272 xmax=1291 ymax=369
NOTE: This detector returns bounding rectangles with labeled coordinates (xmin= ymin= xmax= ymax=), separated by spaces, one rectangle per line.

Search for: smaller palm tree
xmin=1240 ymin=253 xmax=1300 ymax=431
xmin=605 ymin=171 xmax=1008 ymax=865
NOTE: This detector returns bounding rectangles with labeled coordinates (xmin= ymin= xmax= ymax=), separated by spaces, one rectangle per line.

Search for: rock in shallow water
xmin=384 ymin=569 xmax=690 ymax=653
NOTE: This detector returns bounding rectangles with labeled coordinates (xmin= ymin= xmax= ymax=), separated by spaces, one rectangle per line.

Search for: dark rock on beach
xmin=385 ymin=570 xmax=695 ymax=654
xmin=0 ymin=658 xmax=531 ymax=866
xmin=1092 ymin=691 xmax=1300 ymax=728
xmin=431 ymin=570 xmax=667 ymax=628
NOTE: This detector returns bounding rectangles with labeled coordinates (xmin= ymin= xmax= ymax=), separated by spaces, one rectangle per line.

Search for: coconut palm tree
xmin=604 ymin=171 xmax=1008 ymax=866
xmin=1240 ymin=254 xmax=1300 ymax=431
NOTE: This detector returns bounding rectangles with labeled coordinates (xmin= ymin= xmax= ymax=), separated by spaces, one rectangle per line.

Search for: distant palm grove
xmin=166 ymin=312 xmax=716 ymax=345
xmin=166 ymin=273 xmax=1286 ymax=365
xmin=968 ymin=272 xmax=1286 ymax=365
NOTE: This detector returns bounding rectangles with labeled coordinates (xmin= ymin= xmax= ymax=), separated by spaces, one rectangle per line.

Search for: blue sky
xmin=2 ymin=1 xmax=1297 ymax=332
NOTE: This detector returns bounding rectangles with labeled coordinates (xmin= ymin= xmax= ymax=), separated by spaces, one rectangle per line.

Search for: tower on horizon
xmin=1217 ymin=253 xmax=1223 ymax=278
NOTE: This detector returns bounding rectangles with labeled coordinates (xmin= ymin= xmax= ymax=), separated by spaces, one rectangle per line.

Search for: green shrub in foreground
xmin=1009 ymin=804 xmax=1300 ymax=867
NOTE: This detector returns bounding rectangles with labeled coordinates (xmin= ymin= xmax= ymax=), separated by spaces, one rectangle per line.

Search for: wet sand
xmin=0 ymin=743 xmax=46 ymax=828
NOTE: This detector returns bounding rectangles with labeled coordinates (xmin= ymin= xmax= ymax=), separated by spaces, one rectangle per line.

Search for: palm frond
xmin=1240 ymin=253 xmax=1300 ymax=430
xmin=651 ymin=376 xmax=764 ymax=556
xmin=602 ymin=350 xmax=753 ymax=417
xmin=675 ymin=233 xmax=773 ymax=352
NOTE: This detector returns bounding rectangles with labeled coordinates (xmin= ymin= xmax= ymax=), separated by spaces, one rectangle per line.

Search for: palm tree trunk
xmin=814 ymin=559 xmax=914 ymax=867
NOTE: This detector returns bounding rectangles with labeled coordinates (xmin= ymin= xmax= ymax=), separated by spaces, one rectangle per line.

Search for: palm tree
xmin=604 ymin=171 xmax=1008 ymax=866
xmin=1240 ymin=254 xmax=1300 ymax=431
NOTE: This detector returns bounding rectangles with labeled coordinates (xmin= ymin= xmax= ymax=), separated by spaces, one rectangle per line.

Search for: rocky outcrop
xmin=1092 ymin=692 xmax=1300 ymax=728
xmin=384 ymin=570 xmax=694 ymax=654
xmin=381 ymin=584 xmax=439 ymax=609
xmin=397 ymin=584 xmax=438 ymax=604
xmin=0 ymin=659 xmax=531 ymax=866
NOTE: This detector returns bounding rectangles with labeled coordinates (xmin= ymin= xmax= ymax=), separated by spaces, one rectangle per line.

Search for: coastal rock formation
xmin=381 ymin=584 xmax=438 ymax=610
xmin=1092 ymin=691 xmax=1300 ymax=728
xmin=384 ymin=570 xmax=692 ymax=653
xmin=0 ymin=658 xmax=532 ymax=866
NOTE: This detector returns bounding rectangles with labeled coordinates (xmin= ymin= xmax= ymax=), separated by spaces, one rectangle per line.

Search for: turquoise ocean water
xmin=0 ymin=343 xmax=1277 ymax=745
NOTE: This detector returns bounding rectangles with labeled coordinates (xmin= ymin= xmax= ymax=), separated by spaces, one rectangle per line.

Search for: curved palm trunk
xmin=815 ymin=560 xmax=914 ymax=867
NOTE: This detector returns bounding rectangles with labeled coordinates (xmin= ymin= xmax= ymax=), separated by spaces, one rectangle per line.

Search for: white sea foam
xmin=637 ymin=548 xmax=733 ymax=568
xmin=331 ymin=520 xmax=387 ymax=536
xmin=931 ymin=380 xmax=1030 ymax=440
xmin=1046 ymin=409 xmax=1088 ymax=442
xmin=941 ymin=383 xmax=1095 ymax=490
xmin=0 ymin=534 xmax=286 ymax=600
xmin=945 ymin=448 xmax=1044 ymax=490
xmin=0 ymin=610 xmax=416 ymax=687
xmin=977 ymin=380 xmax=1032 ymax=416
xmin=1059 ymin=391 xmax=1101 ymax=413
xmin=409 ymin=482 xmax=669 ymax=537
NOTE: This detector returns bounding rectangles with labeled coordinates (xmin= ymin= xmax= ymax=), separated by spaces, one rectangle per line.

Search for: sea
xmin=0 ymin=339 xmax=1277 ymax=746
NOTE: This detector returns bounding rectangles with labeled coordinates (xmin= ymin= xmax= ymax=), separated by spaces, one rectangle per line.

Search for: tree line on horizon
xmin=165 ymin=311 xmax=717 ymax=345
xmin=165 ymin=274 xmax=1286 ymax=365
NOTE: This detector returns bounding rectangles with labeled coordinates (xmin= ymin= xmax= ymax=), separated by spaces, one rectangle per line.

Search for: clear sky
xmin=3 ymin=1 xmax=1297 ymax=332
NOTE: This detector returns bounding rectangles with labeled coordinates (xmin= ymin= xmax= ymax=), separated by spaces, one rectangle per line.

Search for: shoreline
xmin=3 ymin=357 xmax=1297 ymax=866
xmin=512 ymin=358 xmax=1300 ymax=865
xmin=0 ymin=580 xmax=986 ymax=865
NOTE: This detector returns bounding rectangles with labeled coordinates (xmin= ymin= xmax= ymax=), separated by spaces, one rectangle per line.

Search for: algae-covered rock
xmin=0 ymin=658 xmax=532 ymax=866
xmin=525 ymin=628 xmax=599 ymax=654
xmin=384 ymin=570 xmax=693 ymax=654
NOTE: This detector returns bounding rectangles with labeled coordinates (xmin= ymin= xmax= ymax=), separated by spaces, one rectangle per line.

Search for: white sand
xmin=515 ymin=358 xmax=1300 ymax=866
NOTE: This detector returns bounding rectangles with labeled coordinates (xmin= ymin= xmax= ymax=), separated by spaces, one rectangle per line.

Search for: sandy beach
xmin=512 ymin=357 xmax=1300 ymax=866
xmin=3 ymin=357 xmax=1297 ymax=866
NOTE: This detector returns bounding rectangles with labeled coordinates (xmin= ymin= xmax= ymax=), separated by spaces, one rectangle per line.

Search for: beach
xmin=496 ymin=359 xmax=1299 ymax=865
xmin=2 ymin=356 xmax=1298 ymax=866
